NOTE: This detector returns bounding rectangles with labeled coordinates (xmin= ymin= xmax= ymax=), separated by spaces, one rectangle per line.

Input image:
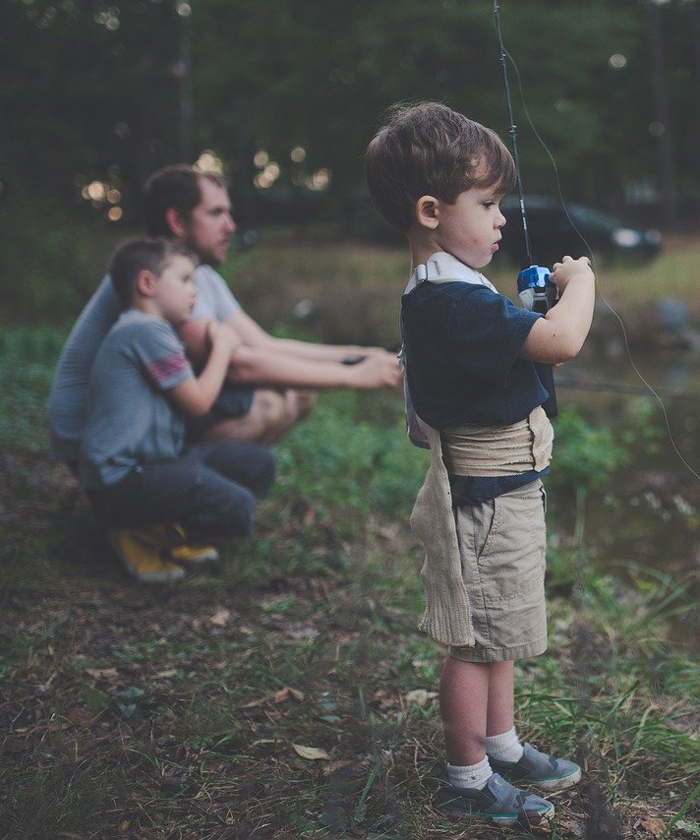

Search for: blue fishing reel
xmin=517 ymin=265 xmax=557 ymax=314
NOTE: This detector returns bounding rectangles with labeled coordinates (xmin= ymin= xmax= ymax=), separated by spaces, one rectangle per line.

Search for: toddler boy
xmin=79 ymin=238 xmax=275 ymax=582
xmin=365 ymin=103 xmax=595 ymax=825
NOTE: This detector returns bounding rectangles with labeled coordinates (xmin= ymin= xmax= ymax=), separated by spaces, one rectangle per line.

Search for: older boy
xmin=80 ymin=238 xmax=275 ymax=582
xmin=365 ymin=103 xmax=595 ymax=825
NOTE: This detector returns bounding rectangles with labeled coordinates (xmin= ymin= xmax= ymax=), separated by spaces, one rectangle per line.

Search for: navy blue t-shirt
xmin=401 ymin=280 xmax=550 ymax=431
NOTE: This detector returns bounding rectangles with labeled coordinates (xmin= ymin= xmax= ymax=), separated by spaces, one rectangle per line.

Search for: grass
xmin=2 ymin=235 xmax=700 ymax=837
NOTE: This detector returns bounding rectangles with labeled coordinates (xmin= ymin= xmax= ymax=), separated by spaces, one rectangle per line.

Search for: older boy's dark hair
xmin=110 ymin=237 xmax=197 ymax=307
xmin=365 ymin=102 xmax=516 ymax=232
xmin=142 ymin=164 xmax=228 ymax=236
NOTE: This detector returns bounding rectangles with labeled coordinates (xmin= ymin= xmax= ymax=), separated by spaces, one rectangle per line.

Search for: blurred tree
xmin=190 ymin=0 xmax=650 ymax=209
xmin=2 ymin=0 xmax=700 ymax=321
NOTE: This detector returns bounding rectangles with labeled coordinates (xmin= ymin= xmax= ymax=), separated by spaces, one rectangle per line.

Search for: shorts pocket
xmin=476 ymin=491 xmax=545 ymax=599
xmin=467 ymin=499 xmax=500 ymax=563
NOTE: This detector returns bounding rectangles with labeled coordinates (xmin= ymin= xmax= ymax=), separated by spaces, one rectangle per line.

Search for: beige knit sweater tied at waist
xmin=409 ymin=407 xmax=553 ymax=647
xmin=441 ymin=405 xmax=553 ymax=477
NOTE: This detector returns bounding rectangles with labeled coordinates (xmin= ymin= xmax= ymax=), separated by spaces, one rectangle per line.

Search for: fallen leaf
xmin=240 ymin=696 xmax=267 ymax=709
xmin=642 ymin=817 xmax=666 ymax=838
xmin=559 ymin=819 xmax=585 ymax=838
xmin=274 ymin=686 xmax=305 ymax=703
xmin=378 ymin=524 xmax=399 ymax=540
xmin=66 ymin=707 xmax=96 ymax=725
xmin=85 ymin=668 xmax=119 ymax=681
xmin=293 ymin=744 xmax=329 ymax=761
xmin=323 ymin=759 xmax=354 ymax=775
xmin=208 ymin=608 xmax=231 ymax=627
xmin=119 ymin=686 xmax=144 ymax=700
xmin=405 ymin=689 xmax=439 ymax=707
xmin=117 ymin=820 xmax=130 ymax=834
xmin=283 ymin=623 xmax=318 ymax=641
xmin=153 ymin=669 xmax=177 ymax=679
xmin=372 ymin=689 xmax=398 ymax=709
xmin=677 ymin=819 xmax=700 ymax=836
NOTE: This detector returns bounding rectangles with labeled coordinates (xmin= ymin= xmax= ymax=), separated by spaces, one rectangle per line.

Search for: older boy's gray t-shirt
xmin=49 ymin=264 xmax=240 ymax=461
xmin=79 ymin=310 xmax=194 ymax=489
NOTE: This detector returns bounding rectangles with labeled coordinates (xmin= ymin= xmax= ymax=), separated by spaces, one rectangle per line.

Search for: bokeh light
xmin=609 ymin=54 xmax=627 ymax=70
xmin=194 ymin=150 xmax=224 ymax=174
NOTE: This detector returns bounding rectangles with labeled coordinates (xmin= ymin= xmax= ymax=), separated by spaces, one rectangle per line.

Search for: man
xmin=49 ymin=165 xmax=401 ymax=463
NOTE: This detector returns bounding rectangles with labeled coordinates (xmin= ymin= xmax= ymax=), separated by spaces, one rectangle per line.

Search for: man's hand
xmin=207 ymin=319 xmax=241 ymax=356
xmin=351 ymin=353 xmax=402 ymax=390
xmin=550 ymin=256 xmax=594 ymax=295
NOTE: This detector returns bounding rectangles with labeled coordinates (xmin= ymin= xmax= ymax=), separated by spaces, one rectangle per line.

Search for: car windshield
xmin=567 ymin=203 xmax=619 ymax=229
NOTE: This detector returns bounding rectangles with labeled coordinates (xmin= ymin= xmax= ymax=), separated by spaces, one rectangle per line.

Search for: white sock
xmin=485 ymin=726 xmax=524 ymax=762
xmin=447 ymin=756 xmax=492 ymax=790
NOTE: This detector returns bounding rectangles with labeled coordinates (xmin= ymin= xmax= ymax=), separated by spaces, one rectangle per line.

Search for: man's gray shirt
xmin=49 ymin=264 xmax=241 ymax=461
xmin=79 ymin=310 xmax=194 ymax=489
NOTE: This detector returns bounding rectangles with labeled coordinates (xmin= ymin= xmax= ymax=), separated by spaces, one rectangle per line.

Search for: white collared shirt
xmin=404 ymin=251 xmax=498 ymax=296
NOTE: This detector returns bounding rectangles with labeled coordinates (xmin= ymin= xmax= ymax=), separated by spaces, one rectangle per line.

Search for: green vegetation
xmin=1 ymin=318 xmax=699 ymax=838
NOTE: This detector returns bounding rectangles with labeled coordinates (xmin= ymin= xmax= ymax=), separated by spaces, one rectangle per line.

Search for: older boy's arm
xmin=227 ymin=344 xmax=401 ymax=390
xmin=168 ymin=322 xmax=239 ymax=417
xmin=520 ymin=256 xmax=595 ymax=365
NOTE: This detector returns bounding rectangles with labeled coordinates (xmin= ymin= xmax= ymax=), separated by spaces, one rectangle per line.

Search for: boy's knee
xmin=254 ymin=448 xmax=277 ymax=498
xmin=290 ymin=390 xmax=316 ymax=422
xmin=222 ymin=487 xmax=256 ymax=537
xmin=256 ymin=390 xmax=287 ymax=431
xmin=201 ymin=484 xmax=256 ymax=539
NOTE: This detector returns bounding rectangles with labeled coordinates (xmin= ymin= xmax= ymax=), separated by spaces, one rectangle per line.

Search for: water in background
xmin=555 ymin=346 xmax=700 ymax=648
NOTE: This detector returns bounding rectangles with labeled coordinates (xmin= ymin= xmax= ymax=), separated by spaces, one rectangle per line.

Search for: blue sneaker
xmin=489 ymin=743 xmax=582 ymax=791
xmin=435 ymin=772 xmax=555 ymax=826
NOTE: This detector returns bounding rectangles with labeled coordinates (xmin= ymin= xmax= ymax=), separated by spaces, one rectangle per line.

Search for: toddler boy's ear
xmin=178 ymin=318 xmax=212 ymax=367
xmin=415 ymin=195 xmax=440 ymax=230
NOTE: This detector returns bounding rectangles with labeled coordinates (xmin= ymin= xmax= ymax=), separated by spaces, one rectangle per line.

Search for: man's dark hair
xmin=110 ymin=237 xmax=197 ymax=307
xmin=142 ymin=164 xmax=228 ymax=237
xmin=365 ymin=102 xmax=516 ymax=232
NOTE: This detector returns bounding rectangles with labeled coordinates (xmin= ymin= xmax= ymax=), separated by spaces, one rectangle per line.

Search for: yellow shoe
xmin=108 ymin=526 xmax=186 ymax=583
xmin=170 ymin=543 xmax=219 ymax=564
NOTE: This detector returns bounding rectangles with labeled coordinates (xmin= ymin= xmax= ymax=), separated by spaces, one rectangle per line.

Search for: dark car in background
xmin=498 ymin=195 xmax=662 ymax=267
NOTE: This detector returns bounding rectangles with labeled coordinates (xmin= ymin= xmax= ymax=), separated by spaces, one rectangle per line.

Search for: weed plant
xmin=1 ymin=325 xmax=699 ymax=838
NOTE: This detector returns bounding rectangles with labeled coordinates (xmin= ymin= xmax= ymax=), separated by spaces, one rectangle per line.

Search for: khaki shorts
xmin=449 ymin=480 xmax=548 ymax=663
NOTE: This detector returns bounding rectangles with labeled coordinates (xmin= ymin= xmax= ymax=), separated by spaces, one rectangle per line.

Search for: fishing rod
xmin=493 ymin=0 xmax=556 ymax=314
xmin=556 ymin=377 xmax=700 ymax=403
xmin=493 ymin=1 xmax=700 ymax=482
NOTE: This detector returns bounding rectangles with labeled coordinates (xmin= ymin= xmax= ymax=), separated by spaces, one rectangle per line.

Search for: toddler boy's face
xmin=436 ymin=185 xmax=507 ymax=270
xmin=153 ymin=255 xmax=198 ymax=326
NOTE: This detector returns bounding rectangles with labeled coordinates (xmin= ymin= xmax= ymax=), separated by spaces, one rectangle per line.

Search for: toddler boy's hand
xmin=550 ymin=256 xmax=594 ymax=295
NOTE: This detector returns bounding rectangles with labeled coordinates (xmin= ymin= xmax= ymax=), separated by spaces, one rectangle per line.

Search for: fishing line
xmin=494 ymin=3 xmax=700 ymax=484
